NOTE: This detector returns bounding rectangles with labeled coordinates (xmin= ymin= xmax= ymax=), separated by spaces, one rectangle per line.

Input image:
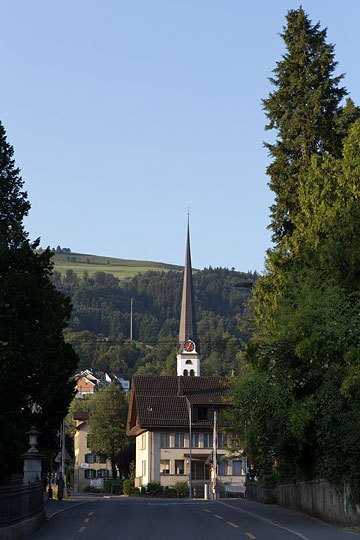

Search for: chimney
xmin=177 ymin=376 xmax=184 ymax=396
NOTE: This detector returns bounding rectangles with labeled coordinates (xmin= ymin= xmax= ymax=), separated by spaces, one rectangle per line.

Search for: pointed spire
xmin=178 ymin=217 xmax=198 ymax=353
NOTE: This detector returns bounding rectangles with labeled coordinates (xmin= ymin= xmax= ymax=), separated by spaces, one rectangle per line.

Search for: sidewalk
xmin=43 ymin=492 xmax=89 ymax=520
xmin=217 ymin=498 xmax=359 ymax=539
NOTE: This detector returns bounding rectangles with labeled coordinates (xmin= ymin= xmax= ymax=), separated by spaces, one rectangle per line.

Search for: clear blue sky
xmin=1 ymin=1 xmax=359 ymax=272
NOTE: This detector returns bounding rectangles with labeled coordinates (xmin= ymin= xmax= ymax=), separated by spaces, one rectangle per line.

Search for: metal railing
xmin=0 ymin=481 xmax=44 ymax=528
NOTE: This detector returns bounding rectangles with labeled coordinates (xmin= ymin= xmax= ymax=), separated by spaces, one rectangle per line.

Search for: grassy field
xmin=49 ymin=251 xmax=183 ymax=279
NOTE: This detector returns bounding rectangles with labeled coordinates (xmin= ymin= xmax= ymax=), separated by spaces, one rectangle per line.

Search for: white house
xmin=126 ymin=220 xmax=245 ymax=497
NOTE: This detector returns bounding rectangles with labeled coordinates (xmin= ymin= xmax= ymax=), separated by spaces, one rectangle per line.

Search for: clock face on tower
xmin=184 ymin=340 xmax=195 ymax=352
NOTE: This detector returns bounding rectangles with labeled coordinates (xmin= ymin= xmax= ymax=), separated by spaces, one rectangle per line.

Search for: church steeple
xmin=177 ymin=218 xmax=200 ymax=376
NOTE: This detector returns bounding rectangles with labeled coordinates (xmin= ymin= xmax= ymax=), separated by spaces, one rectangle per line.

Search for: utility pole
xmin=61 ymin=420 xmax=66 ymax=478
xmin=212 ymin=409 xmax=218 ymax=499
xmin=57 ymin=420 xmax=65 ymax=500
xmin=186 ymin=398 xmax=192 ymax=499
xmin=130 ymin=298 xmax=133 ymax=341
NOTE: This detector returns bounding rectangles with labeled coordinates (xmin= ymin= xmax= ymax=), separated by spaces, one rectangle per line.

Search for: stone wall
xmin=247 ymin=482 xmax=276 ymax=504
xmin=248 ymin=479 xmax=360 ymax=526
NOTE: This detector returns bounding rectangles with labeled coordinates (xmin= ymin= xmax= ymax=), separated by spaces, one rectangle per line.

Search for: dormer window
xmin=195 ymin=407 xmax=207 ymax=421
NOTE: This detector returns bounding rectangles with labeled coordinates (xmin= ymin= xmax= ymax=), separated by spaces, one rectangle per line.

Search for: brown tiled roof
xmin=136 ymin=395 xmax=188 ymax=426
xmin=72 ymin=412 xmax=90 ymax=421
xmin=127 ymin=375 xmax=230 ymax=435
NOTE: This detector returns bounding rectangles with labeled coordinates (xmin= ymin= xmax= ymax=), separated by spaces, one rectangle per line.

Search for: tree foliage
xmin=51 ymin=267 xmax=256 ymax=376
xmin=229 ymin=8 xmax=360 ymax=501
xmin=87 ymin=382 xmax=128 ymax=479
xmin=0 ymin=121 xmax=78 ymax=474
xmin=263 ymin=6 xmax=347 ymax=244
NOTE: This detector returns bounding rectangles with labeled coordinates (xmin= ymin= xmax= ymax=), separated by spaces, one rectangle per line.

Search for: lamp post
xmin=186 ymin=397 xmax=192 ymax=499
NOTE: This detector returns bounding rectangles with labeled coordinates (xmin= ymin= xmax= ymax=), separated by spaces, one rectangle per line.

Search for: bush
xmin=163 ymin=486 xmax=178 ymax=498
xmin=123 ymin=479 xmax=138 ymax=495
xmin=144 ymin=481 xmax=163 ymax=496
xmin=174 ymin=481 xmax=189 ymax=497
xmin=84 ymin=486 xmax=103 ymax=493
xmin=103 ymin=479 xmax=123 ymax=494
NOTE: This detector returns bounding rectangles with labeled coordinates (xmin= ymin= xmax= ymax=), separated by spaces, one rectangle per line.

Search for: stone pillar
xmin=22 ymin=426 xmax=44 ymax=484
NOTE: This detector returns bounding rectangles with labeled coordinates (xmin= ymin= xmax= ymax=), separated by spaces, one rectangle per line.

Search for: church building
xmin=126 ymin=222 xmax=245 ymax=496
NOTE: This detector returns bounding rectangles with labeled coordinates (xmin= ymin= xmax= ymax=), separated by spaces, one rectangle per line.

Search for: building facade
xmin=72 ymin=412 xmax=112 ymax=491
xmin=127 ymin=221 xmax=245 ymax=496
xmin=127 ymin=375 xmax=245 ymax=495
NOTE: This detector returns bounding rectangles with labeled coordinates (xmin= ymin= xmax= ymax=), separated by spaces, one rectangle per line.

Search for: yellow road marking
xmin=203 ymin=508 xmax=211 ymax=513
xmin=78 ymin=527 xmax=86 ymax=533
xmin=245 ymin=533 xmax=256 ymax=539
xmin=84 ymin=518 xmax=89 ymax=523
xmin=214 ymin=514 xmax=223 ymax=519
xmin=228 ymin=522 xmax=239 ymax=528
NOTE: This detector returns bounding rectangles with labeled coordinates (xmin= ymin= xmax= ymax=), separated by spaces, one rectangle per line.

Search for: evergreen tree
xmin=234 ymin=9 xmax=360 ymax=499
xmin=255 ymin=7 xmax=358 ymax=334
xmin=0 ymin=121 xmax=78 ymax=473
xmin=263 ymin=7 xmax=346 ymax=244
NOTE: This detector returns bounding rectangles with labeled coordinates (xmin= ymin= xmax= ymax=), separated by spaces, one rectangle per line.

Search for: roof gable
xmin=127 ymin=375 xmax=230 ymax=436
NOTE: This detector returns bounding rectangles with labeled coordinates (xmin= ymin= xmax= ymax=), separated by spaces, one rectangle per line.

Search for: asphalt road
xmin=28 ymin=496 xmax=359 ymax=540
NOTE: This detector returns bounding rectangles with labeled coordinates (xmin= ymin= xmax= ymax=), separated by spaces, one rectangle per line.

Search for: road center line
xmin=216 ymin=501 xmax=312 ymax=540
xmin=88 ymin=512 xmax=94 ymax=516
xmin=84 ymin=518 xmax=89 ymax=522
xmin=214 ymin=514 xmax=223 ymax=519
xmin=245 ymin=533 xmax=256 ymax=539
xmin=203 ymin=509 xmax=211 ymax=513
xmin=78 ymin=526 xmax=86 ymax=533
xmin=227 ymin=522 xmax=239 ymax=528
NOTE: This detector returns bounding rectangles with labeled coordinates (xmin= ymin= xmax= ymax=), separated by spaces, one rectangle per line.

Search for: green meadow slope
xmin=51 ymin=251 xmax=183 ymax=279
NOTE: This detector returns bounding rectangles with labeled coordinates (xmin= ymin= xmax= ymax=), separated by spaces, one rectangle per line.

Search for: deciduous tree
xmin=88 ymin=382 xmax=128 ymax=479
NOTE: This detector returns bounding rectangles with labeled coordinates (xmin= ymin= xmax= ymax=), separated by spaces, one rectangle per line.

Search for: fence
xmin=0 ymin=480 xmax=44 ymax=533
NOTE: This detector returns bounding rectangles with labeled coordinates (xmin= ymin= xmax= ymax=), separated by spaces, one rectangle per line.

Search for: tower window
xmin=183 ymin=369 xmax=188 ymax=376
xmin=190 ymin=369 xmax=195 ymax=376
xmin=185 ymin=360 xmax=193 ymax=365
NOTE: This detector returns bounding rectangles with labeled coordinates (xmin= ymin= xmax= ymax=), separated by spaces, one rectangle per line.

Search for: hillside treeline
xmin=51 ymin=267 xmax=256 ymax=376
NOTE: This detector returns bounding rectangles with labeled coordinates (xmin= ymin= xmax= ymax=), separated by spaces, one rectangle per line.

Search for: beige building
xmin=126 ymin=221 xmax=245 ymax=497
xmin=72 ymin=412 xmax=112 ymax=491
xmin=127 ymin=375 xmax=245 ymax=496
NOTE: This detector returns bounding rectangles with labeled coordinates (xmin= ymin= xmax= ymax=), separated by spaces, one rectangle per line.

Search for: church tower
xmin=177 ymin=219 xmax=200 ymax=376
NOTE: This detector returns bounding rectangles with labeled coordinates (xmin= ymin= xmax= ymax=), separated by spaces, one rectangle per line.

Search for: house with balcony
xmin=127 ymin=375 xmax=245 ymax=495
xmin=126 ymin=220 xmax=245 ymax=496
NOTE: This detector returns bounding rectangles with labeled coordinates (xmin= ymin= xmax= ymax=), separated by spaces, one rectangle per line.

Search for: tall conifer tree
xmin=263 ymin=7 xmax=346 ymax=244
xmin=0 ymin=121 xmax=78 ymax=473
xmin=238 ymin=8 xmax=360 ymax=494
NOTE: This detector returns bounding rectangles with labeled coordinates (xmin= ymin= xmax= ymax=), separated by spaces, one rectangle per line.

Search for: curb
xmin=46 ymin=501 xmax=89 ymax=521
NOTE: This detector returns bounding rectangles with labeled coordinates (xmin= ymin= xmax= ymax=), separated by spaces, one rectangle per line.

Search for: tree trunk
xmin=111 ymin=457 xmax=117 ymax=480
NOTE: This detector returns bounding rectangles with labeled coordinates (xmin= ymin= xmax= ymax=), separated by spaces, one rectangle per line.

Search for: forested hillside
xmin=52 ymin=267 xmax=256 ymax=377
